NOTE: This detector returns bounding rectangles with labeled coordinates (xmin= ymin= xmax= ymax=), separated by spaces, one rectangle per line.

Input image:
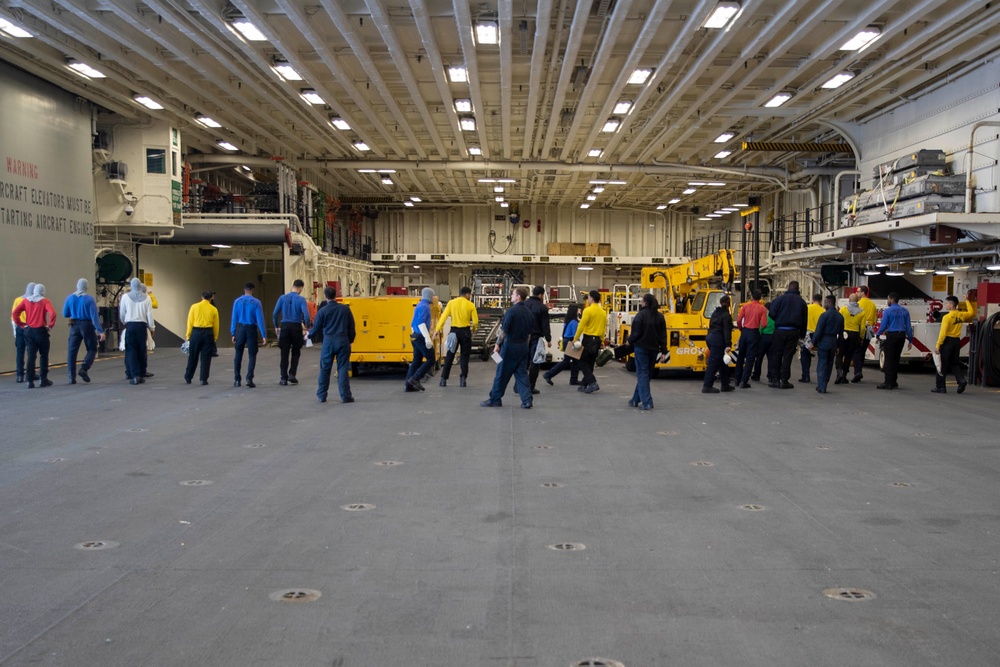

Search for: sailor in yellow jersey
xmin=932 ymin=293 xmax=976 ymax=394
xmin=436 ymin=286 xmax=479 ymax=387
xmin=184 ymin=290 xmax=220 ymax=385
xmin=799 ymin=293 xmax=825 ymax=383
xmin=837 ymin=293 xmax=867 ymax=383
xmin=857 ymin=285 xmax=878 ymax=340
xmin=572 ymin=290 xmax=606 ymax=393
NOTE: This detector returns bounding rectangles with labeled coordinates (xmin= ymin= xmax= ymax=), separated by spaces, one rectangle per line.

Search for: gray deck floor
xmin=1 ymin=348 xmax=998 ymax=667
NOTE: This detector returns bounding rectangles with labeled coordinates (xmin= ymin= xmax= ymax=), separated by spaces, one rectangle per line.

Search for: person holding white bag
xmin=119 ymin=278 xmax=155 ymax=385
xmin=404 ymin=287 xmax=436 ymax=392
xmin=523 ymin=285 xmax=551 ymax=395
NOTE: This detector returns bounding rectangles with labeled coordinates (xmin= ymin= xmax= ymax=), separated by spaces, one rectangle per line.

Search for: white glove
xmin=572 ymin=340 xmax=582 ymax=350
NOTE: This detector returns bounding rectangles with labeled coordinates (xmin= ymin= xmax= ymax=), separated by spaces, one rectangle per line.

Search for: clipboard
xmin=562 ymin=342 xmax=584 ymax=360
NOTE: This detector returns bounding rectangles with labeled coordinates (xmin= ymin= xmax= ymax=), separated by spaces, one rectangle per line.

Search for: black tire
xmin=351 ymin=362 xmax=360 ymax=376
xmin=625 ymin=356 xmax=636 ymax=372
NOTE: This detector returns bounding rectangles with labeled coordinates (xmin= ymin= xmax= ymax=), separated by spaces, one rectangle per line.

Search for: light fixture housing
xmin=588 ymin=148 xmax=603 ymax=158
xmin=682 ymin=188 xmax=697 ymax=195
xmin=217 ymin=141 xmax=238 ymax=152
xmin=211 ymin=243 xmax=231 ymax=249
xmin=592 ymin=187 xmax=605 ymax=194
xmin=586 ymin=195 xmax=597 ymax=201
xmin=195 ymin=115 xmax=222 ymax=128
xmin=403 ymin=201 xmax=414 ymax=207
xmin=410 ymin=196 xmax=421 ymax=202
xmin=495 ymin=196 xmax=504 ymax=202
xmin=299 ymin=89 xmax=324 ymax=105
xmin=628 ymin=68 xmax=652 ymax=85
xmin=353 ymin=141 xmax=371 ymax=152
xmin=493 ymin=186 xmax=504 ymax=193
xmin=232 ymin=20 xmax=267 ymax=41
xmin=330 ymin=117 xmax=351 ymax=130
xmin=986 ymin=257 xmax=1000 ymax=271
xmin=230 ymin=258 xmax=251 ymax=265
xmin=714 ymin=150 xmax=732 ymax=159
xmin=580 ymin=204 xmax=590 ymax=209
xmin=601 ymin=118 xmax=621 ymax=133
xmin=499 ymin=201 xmax=509 ymax=208
xmin=459 ymin=116 xmax=477 ymax=131
xmin=714 ymin=132 xmax=735 ymax=143
xmin=271 ymin=61 xmax=302 ymax=81
xmin=656 ymin=205 xmax=668 ymax=210
xmin=840 ymin=27 xmax=881 ymax=52
xmin=381 ymin=177 xmax=393 ymax=185
xmin=454 ymin=98 xmax=473 ymax=113
xmin=862 ymin=267 xmax=881 ymax=276
xmin=577 ymin=266 xmax=594 ymax=270
xmin=821 ymin=71 xmax=856 ymax=89
xmin=947 ymin=260 xmax=971 ymax=270
xmin=133 ymin=95 xmax=164 ymax=110
xmin=668 ymin=198 xmax=681 ymax=204
xmin=764 ymin=92 xmax=793 ymax=108
xmin=67 ymin=60 xmax=106 ymax=79
xmin=475 ymin=21 xmax=498 ymax=45
xmin=0 ymin=18 xmax=32 ymax=38
xmin=934 ymin=268 xmax=955 ymax=275
xmin=702 ymin=1 xmax=741 ymax=29
xmin=885 ymin=267 xmax=905 ymax=277
xmin=613 ymin=100 xmax=633 ymax=114
xmin=468 ymin=146 xmax=482 ymax=155
xmin=448 ymin=66 xmax=468 ymax=83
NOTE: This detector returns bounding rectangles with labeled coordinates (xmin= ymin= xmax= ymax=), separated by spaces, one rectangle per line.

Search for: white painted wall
xmin=0 ymin=62 xmax=96 ymax=373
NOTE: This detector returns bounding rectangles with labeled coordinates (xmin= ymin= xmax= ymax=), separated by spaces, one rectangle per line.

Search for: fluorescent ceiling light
xmin=580 ymin=204 xmax=590 ymax=209
xmin=875 ymin=262 xmax=889 ymax=268
xmin=706 ymin=214 xmax=722 ymax=218
xmin=478 ymin=178 xmax=496 ymax=183
xmin=714 ymin=210 xmax=729 ymax=215
xmin=947 ymin=261 xmax=971 ymax=270
xmin=764 ymin=92 xmax=793 ymax=108
xmin=271 ymin=62 xmax=302 ymax=81
xmin=196 ymin=115 xmax=222 ymax=128
xmin=821 ymin=71 xmax=855 ymax=89
xmin=497 ymin=178 xmax=516 ymax=183
xmin=586 ymin=195 xmax=597 ymax=201
xmin=454 ymin=98 xmax=473 ymax=113
xmin=0 ymin=18 xmax=32 ymax=38
xmin=702 ymin=1 xmax=741 ymax=29
xmin=468 ymin=146 xmax=482 ymax=155
xmin=912 ymin=267 xmax=935 ymax=274
xmin=715 ymin=150 xmax=733 ymax=159
xmin=683 ymin=188 xmax=697 ymax=195
xmin=720 ymin=207 xmax=739 ymax=212
xmin=353 ymin=141 xmax=370 ymax=151
xmin=698 ymin=217 xmax=713 ymax=221
xmin=578 ymin=266 xmax=594 ymax=270
xmin=460 ymin=116 xmax=476 ymax=131
xmin=448 ymin=66 xmax=468 ymax=83
xmin=381 ymin=177 xmax=393 ymax=185
xmin=378 ymin=169 xmax=396 ymax=174
xmin=589 ymin=180 xmax=608 ymax=184
xmin=357 ymin=169 xmax=376 ymax=173
xmin=413 ymin=265 xmax=420 ymax=269
xmin=656 ymin=205 xmax=668 ymax=210
xmin=592 ymin=187 xmax=605 ymax=193
xmin=330 ymin=117 xmax=351 ymax=130
xmin=67 ymin=61 xmax=105 ymax=79
xmin=495 ymin=196 xmax=504 ymax=202
xmin=732 ymin=203 xmax=749 ymax=207
xmin=602 ymin=118 xmax=621 ymax=133
xmin=403 ymin=201 xmax=414 ymax=207
xmin=494 ymin=186 xmax=504 ymax=193
xmin=688 ymin=182 xmax=707 ymax=186
xmin=299 ymin=89 xmax=324 ymax=105
xmin=840 ymin=27 xmax=881 ymax=52
xmin=714 ymin=132 xmax=735 ymax=143
xmin=985 ymin=261 xmax=1000 ymax=271
xmin=499 ymin=202 xmax=509 ymax=208
xmin=628 ymin=68 xmax=652 ymax=85
xmin=475 ymin=21 xmax=498 ymax=45
xmin=240 ymin=166 xmax=252 ymax=172
xmin=217 ymin=141 xmax=239 ymax=151
xmin=607 ymin=180 xmax=627 ymax=185
xmin=862 ymin=268 xmax=880 ymax=275
xmin=133 ymin=95 xmax=164 ymax=110
xmin=613 ymin=100 xmax=633 ymax=114
xmin=410 ymin=197 xmax=421 ymax=202
xmin=588 ymin=148 xmax=603 ymax=157
xmin=212 ymin=243 xmax=231 ymax=249
xmin=885 ymin=269 xmax=905 ymax=276
xmin=668 ymin=198 xmax=681 ymax=204
xmin=707 ymin=182 xmax=726 ymax=186
xmin=232 ymin=20 xmax=267 ymax=41
xmin=230 ymin=258 xmax=250 ymax=265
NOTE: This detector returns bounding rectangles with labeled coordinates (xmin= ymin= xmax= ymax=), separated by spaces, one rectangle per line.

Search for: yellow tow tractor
xmin=618 ymin=250 xmax=740 ymax=373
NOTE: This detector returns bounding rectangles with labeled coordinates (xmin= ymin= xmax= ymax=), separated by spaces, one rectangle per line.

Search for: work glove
xmin=572 ymin=340 xmax=582 ymax=350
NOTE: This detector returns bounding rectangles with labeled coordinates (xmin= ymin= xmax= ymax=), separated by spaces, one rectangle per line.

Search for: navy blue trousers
xmin=67 ymin=321 xmax=98 ymax=380
xmin=317 ymin=338 xmax=352 ymax=401
xmin=488 ymin=341 xmax=532 ymax=405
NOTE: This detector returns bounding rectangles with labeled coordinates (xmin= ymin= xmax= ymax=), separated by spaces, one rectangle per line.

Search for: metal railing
xmin=770 ymin=203 xmax=838 ymax=253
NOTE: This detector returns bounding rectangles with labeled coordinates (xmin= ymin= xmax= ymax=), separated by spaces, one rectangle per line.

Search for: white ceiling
xmin=2 ymin=0 xmax=998 ymax=212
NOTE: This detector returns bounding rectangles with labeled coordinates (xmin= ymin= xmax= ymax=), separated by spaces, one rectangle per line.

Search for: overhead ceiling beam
xmin=452 ymin=0 xmax=491 ymax=158
xmin=520 ymin=0 xmax=554 ymax=160
xmin=539 ymin=0 xmax=591 ymax=159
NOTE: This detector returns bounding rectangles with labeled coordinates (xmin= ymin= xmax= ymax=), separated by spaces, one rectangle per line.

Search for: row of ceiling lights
xmin=864 ymin=257 xmax=1000 ymax=275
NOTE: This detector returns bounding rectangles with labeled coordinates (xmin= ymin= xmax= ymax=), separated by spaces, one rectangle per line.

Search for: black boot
xmin=459 ymin=376 xmax=467 ymax=387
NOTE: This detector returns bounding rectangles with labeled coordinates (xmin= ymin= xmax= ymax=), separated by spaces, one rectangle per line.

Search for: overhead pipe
xmin=965 ymin=121 xmax=1000 ymax=213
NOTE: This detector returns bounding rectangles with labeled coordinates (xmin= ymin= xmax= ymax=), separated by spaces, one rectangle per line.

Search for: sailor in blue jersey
xmin=62 ymin=278 xmax=105 ymax=384
xmin=231 ymin=282 xmax=267 ymax=388
xmin=273 ymin=279 xmax=311 ymax=385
